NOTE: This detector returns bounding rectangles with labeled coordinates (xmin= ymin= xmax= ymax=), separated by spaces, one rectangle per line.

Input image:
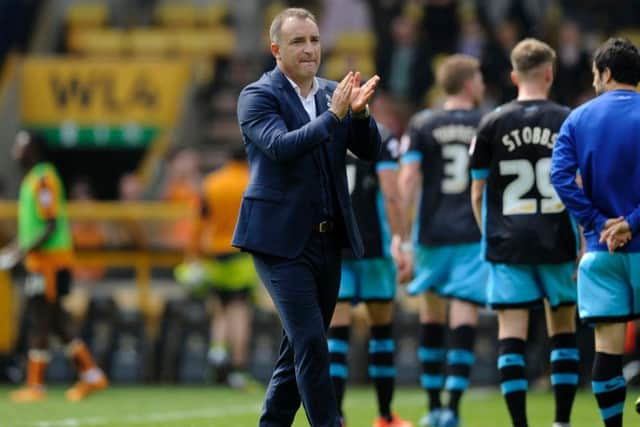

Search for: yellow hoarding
xmin=21 ymin=57 xmax=191 ymax=126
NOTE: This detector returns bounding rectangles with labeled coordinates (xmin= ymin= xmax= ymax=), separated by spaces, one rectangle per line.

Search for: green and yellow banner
xmin=20 ymin=58 xmax=191 ymax=147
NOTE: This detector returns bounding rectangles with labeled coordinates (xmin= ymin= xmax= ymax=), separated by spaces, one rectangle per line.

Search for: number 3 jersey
xmin=470 ymin=100 xmax=576 ymax=264
xmin=403 ymin=109 xmax=483 ymax=246
xmin=345 ymin=125 xmax=401 ymax=260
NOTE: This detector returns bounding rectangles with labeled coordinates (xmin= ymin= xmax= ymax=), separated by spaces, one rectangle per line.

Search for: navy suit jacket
xmin=232 ymin=67 xmax=382 ymax=259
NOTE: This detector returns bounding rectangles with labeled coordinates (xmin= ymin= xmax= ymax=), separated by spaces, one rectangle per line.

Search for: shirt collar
xmin=285 ymin=76 xmax=320 ymax=100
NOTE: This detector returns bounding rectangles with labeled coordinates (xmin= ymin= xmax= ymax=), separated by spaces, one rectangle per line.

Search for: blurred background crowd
xmin=0 ymin=0 xmax=639 ymax=388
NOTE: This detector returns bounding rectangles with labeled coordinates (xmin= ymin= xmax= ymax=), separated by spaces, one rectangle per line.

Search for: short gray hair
xmin=269 ymin=8 xmax=317 ymax=44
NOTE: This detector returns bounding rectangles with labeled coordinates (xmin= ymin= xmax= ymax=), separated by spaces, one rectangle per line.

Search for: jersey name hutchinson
xmin=432 ymin=125 xmax=476 ymax=145
xmin=501 ymin=126 xmax=558 ymax=152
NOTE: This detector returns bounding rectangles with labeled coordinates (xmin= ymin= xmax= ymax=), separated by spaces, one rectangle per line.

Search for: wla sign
xmin=21 ymin=58 xmax=190 ymax=127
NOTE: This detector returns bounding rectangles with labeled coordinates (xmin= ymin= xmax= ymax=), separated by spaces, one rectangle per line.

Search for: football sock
xmin=208 ymin=343 xmax=228 ymax=365
xmin=67 ymin=339 xmax=98 ymax=373
xmin=498 ymin=338 xmax=528 ymax=427
xmin=26 ymin=350 xmax=49 ymax=387
xmin=419 ymin=322 xmax=446 ymax=411
xmin=369 ymin=324 xmax=396 ymax=420
xmin=328 ymin=325 xmax=350 ymax=416
xmin=445 ymin=325 xmax=476 ymax=415
xmin=550 ymin=333 xmax=579 ymax=424
xmin=592 ymin=352 xmax=625 ymax=427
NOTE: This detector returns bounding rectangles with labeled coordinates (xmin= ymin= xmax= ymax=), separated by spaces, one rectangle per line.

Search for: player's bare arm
xmin=394 ymin=161 xmax=421 ymax=283
xmin=471 ymin=179 xmax=485 ymax=233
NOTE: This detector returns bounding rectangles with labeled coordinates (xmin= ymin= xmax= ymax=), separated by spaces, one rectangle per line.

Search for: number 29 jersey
xmin=469 ymin=100 xmax=576 ymax=264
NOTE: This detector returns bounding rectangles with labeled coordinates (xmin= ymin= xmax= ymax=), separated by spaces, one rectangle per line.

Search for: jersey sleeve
xmin=376 ymin=133 xmax=401 ymax=172
xmin=551 ymin=113 xmax=608 ymax=233
xmin=34 ymin=172 xmax=59 ymax=220
xmin=400 ymin=114 xmax=426 ymax=166
xmin=469 ymin=113 xmax=494 ymax=180
xmin=626 ymin=204 xmax=640 ymax=234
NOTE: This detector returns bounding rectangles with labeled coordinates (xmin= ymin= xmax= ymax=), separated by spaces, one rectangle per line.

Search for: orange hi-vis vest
xmin=201 ymin=161 xmax=249 ymax=255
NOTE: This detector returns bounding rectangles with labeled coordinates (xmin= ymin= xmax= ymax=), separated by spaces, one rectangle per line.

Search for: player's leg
xmin=49 ymin=270 xmax=108 ymax=401
xmin=208 ymin=294 xmax=230 ymax=381
xmin=577 ymin=252 xmax=636 ymax=427
xmin=64 ymin=337 xmax=109 ymax=401
xmin=328 ymin=261 xmax=356 ymax=425
xmin=497 ymin=309 xmax=530 ymax=427
xmin=441 ymin=299 xmax=479 ymax=427
xmin=408 ymin=245 xmax=449 ymax=427
xmin=366 ymin=301 xmax=397 ymax=426
xmin=544 ymin=302 xmax=579 ymax=427
xmin=593 ymin=323 xmax=627 ymax=427
xmin=439 ymin=243 xmax=487 ymax=427
xmin=418 ymin=291 xmax=447 ymax=427
xmin=633 ymin=255 xmax=640 ymax=418
xmin=489 ymin=263 xmax=543 ymax=427
xmin=366 ymin=301 xmax=412 ymax=427
xmin=222 ymin=289 xmax=254 ymax=389
xmin=10 ymin=292 xmax=50 ymax=402
xmin=329 ymin=301 xmax=351 ymax=424
xmin=208 ymin=253 xmax=258 ymax=386
xmin=539 ymin=261 xmax=580 ymax=427
xmin=361 ymin=258 xmax=412 ymax=427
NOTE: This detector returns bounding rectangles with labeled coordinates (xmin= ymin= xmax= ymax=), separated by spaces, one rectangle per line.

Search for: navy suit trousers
xmin=252 ymin=231 xmax=342 ymax=427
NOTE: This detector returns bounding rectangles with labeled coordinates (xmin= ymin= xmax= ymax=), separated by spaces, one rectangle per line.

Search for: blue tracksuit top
xmin=551 ymin=89 xmax=640 ymax=253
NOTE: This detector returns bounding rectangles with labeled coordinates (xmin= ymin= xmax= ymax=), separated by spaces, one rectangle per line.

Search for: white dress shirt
xmin=286 ymin=76 xmax=320 ymax=120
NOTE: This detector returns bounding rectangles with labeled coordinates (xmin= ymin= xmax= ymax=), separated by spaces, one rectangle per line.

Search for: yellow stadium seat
xmin=265 ymin=1 xmax=286 ymax=27
xmin=68 ymin=29 xmax=127 ymax=56
xmin=424 ymin=86 xmax=445 ymax=109
xmin=431 ymin=53 xmax=449 ymax=73
xmin=68 ymin=26 xmax=238 ymax=59
xmin=403 ymin=2 xmax=424 ymax=23
xmin=333 ymin=32 xmax=376 ymax=55
xmin=0 ymin=271 xmax=15 ymax=353
xmin=155 ymin=3 xmax=197 ymax=28
xmin=192 ymin=58 xmax=216 ymax=85
xmin=129 ymin=29 xmax=175 ymax=56
xmin=198 ymin=4 xmax=230 ymax=27
xmin=175 ymin=29 xmax=236 ymax=58
xmin=324 ymin=53 xmax=375 ymax=81
xmin=618 ymin=29 xmax=640 ymax=47
xmin=66 ymin=3 xmax=108 ymax=28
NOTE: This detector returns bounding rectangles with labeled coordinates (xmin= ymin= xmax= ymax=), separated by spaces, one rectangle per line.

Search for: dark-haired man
xmin=552 ymin=37 xmax=640 ymax=427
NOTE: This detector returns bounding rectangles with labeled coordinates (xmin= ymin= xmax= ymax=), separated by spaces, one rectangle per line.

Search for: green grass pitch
xmin=0 ymin=386 xmax=637 ymax=427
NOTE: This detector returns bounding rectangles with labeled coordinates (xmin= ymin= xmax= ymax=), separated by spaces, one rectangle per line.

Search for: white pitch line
xmin=23 ymin=389 xmax=497 ymax=427
xmin=27 ymin=404 xmax=261 ymax=427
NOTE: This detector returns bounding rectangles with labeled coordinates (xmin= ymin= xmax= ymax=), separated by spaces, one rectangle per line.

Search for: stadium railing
xmin=0 ymin=200 xmax=193 ymax=314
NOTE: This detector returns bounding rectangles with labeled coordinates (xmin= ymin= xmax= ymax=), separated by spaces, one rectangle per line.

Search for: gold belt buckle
xmin=318 ymin=221 xmax=331 ymax=233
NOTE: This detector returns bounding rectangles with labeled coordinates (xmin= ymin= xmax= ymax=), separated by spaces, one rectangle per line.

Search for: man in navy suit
xmin=233 ymin=7 xmax=381 ymax=427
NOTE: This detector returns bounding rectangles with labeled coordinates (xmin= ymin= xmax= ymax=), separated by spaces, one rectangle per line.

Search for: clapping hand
xmin=599 ymin=216 xmax=632 ymax=254
xmin=350 ymin=72 xmax=380 ymax=113
xmin=329 ymin=72 xmax=355 ymax=120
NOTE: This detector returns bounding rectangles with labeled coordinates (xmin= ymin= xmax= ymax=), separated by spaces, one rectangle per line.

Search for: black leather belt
xmin=313 ymin=220 xmax=335 ymax=233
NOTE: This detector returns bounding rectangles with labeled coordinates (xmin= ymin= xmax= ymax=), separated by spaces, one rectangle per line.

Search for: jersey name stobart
xmin=501 ymin=126 xmax=557 ymax=152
